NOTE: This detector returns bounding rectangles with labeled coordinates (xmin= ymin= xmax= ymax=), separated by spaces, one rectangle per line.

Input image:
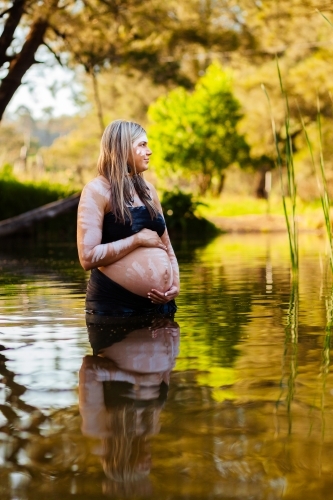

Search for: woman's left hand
xmin=148 ymin=285 xmax=179 ymax=304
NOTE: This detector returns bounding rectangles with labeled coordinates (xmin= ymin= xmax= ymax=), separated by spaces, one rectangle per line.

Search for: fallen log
xmin=0 ymin=192 xmax=81 ymax=237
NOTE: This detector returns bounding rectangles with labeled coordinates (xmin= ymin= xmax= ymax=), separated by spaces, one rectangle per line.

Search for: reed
xmin=317 ymin=104 xmax=333 ymax=272
xmin=279 ymin=278 xmax=299 ymax=434
xmin=287 ymin=280 xmax=299 ymax=434
xmin=319 ymin=284 xmax=333 ymax=439
xmin=316 ymin=9 xmax=333 ymax=28
xmin=315 ymin=10 xmax=333 ymax=272
xmin=299 ymin=100 xmax=333 ymax=272
xmin=262 ymin=62 xmax=298 ymax=276
xmin=316 ymin=11 xmax=333 ymax=413
xmin=264 ymin=74 xmax=299 ymax=429
xmin=322 ymin=288 xmax=333 ymax=375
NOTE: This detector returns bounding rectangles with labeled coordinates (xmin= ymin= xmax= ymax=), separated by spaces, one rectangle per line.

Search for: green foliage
xmin=0 ymin=163 xmax=14 ymax=180
xmin=5 ymin=1 xmax=333 ymax=205
xmin=0 ymin=0 xmax=255 ymax=121
xmin=148 ymin=62 xmax=250 ymax=194
xmin=263 ymin=66 xmax=299 ymax=277
xmin=0 ymin=167 xmax=75 ymax=220
xmin=161 ymin=189 xmax=219 ymax=237
xmin=162 ymin=190 xmax=201 ymax=219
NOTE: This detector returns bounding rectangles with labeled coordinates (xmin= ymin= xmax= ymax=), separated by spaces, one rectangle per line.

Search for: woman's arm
xmin=146 ymin=183 xmax=180 ymax=303
xmin=77 ymin=178 xmax=167 ymax=271
xmin=162 ymin=228 xmax=180 ymax=291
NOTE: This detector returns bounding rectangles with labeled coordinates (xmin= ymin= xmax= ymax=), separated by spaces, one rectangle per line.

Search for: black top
xmin=101 ymin=205 xmax=166 ymax=244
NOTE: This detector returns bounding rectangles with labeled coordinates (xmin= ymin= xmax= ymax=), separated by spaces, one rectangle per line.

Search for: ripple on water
xmin=0 ymin=235 xmax=333 ymax=498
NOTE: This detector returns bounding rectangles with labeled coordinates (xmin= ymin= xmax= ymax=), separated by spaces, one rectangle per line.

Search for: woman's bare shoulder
xmin=144 ymin=179 xmax=155 ymax=190
xmin=79 ymin=176 xmax=111 ymax=215
xmin=82 ymin=176 xmax=110 ymax=197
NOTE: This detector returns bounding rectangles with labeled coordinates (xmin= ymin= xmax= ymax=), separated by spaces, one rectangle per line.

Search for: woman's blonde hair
xmin=101 ymin=405 xmax=157 ymax=482
xmin=97 ymin=119 xmax=159 ymax=223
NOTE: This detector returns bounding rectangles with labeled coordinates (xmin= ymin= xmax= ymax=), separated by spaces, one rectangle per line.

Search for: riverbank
xmin=208 ymin=212 xmax=325 ymax=233
xmin=198 ymin=194 xmax=327 ymax=234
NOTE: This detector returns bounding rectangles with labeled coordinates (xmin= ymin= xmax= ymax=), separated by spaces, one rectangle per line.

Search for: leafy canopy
xmin=148 ymin=62 xmax=250 ymax=194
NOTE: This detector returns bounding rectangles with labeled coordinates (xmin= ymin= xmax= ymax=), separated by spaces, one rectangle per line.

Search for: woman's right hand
xmin=136 ymin=228 xmax=167 ymax=251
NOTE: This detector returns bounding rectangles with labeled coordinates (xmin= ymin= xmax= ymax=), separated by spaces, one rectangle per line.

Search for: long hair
xmin=97 ymin=119 xmax=159 ymax=223
xmin=101 ymin=404 xmax=158 ymax=482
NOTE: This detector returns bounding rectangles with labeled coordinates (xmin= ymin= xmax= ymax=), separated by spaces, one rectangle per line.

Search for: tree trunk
xmin=0 ymin=0 xmax=26 ymax=68
xmin=0 ymin=17 xmax=49 ymax=120
xmin=256 ymin=166 xmax=270 ymax=199
xmin=216 ymin=172 xmax=225 ymax=195
xmin=91 ymin=70 xmax=105 ymax=135
xmin=198 ymin=173 xmax=211 ymax=195
xmin=0 ymin=193 xmax=80 ymax=237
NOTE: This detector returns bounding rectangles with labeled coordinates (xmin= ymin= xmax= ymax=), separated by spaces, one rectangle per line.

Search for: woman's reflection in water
xmin=79 ymin=313 xmax=180 ymax=495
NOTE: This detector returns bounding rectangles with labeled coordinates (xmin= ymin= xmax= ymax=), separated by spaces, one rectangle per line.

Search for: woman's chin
xmin=135 ymin=163 xmax=149 ymax=173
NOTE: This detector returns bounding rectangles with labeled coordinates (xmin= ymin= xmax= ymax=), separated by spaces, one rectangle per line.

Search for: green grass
xmin=0 ymin=166 xmax=75 ymax=220
xmin=196 ymin=194 xmax=322 ymax=218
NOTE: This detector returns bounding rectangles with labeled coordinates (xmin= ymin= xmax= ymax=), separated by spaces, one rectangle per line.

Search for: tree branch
xmin=49 ymin=24 xmax=86 ymax=67
xmin=0 ymin=6 xmax=15 ymax=18
xmin=43 ymin=42 xmax=64 ymax=66
xmin=0 ymin=17 xmax=49 ymax=120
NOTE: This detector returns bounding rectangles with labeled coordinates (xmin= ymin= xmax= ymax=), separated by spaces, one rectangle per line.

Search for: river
xmin=0 ymin=233 xmax=332 ymax=499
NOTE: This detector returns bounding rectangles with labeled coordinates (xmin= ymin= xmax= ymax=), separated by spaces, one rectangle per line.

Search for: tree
xmin=238 ymin=3 xmax=333 ymax=198
xmin=0 ymin=0 xmax=256 ymax=121
xmin=6 ymin=0 xmax=333 ymax=202
xmin=148 ymin=62 xmax=250 ymax=195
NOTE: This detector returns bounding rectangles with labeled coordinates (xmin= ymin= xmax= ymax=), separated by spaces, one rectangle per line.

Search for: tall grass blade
xmin=262 ymin=60 xmax=299 ymax=276
xmin=316 ymin=9 xmax=333 ymax=29
xmin=276 ymin=62 xmax=298 ymax=273
xmin=299 ymin=99 xmax=333 ymax=272
xmin=317 ymin=99 xmax=333 ymax=271
xmin=280 ymin=279 xmax=299 ymax=434
xmin=320 ymin=285 xmax=333 ymax=439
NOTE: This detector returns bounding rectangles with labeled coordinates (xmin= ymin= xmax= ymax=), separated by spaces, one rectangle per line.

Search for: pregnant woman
xmin=77 ymin=119 xmax=180 ymax=316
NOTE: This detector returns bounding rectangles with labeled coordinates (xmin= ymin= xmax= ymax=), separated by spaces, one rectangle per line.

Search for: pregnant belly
xmin=99 ymin=247 xmax=173 ymax=297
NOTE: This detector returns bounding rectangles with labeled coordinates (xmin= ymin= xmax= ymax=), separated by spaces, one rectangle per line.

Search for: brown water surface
xmin=0 ymin=234 xmax=332 ymax=499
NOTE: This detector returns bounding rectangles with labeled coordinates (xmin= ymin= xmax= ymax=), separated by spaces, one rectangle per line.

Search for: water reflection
xmin=80 ymin=314 xmax=180 ymax=495
xmin=2 ymin=234 xmax=333 ymax=498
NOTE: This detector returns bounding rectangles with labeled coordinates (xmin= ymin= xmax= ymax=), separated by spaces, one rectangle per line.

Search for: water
xmin=0 ymin=233 xmax=332 ymax=499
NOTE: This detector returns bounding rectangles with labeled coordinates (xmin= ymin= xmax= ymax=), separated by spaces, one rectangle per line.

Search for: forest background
xmin=1 ymin=0 xmax=333 ymax=225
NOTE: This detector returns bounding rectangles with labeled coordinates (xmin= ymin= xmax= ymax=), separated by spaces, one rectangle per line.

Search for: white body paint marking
xmin=113 ymin=239 xmax=131 ymax=256
xmin=131 ymin=261 xmax=146 ymax=278
xmin=91 ymin=245 xmax=107 ymax=263
xmin=147 ymin=257 xmax=161 ymax=282
xmin=132 ymin=134 xmax=148 ymax=148
xmin=78 ymin=174 xmax=179 ymax=296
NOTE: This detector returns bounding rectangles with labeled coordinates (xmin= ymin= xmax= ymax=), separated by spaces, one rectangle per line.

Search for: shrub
xmin=0 ymin=166 xmax=75 ymax=220
xmin=161 ymin=189 xmax=219 ymax=238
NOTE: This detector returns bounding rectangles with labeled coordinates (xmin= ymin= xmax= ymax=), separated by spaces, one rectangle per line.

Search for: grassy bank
xmin=195 ymin=194 xmax=328 ymax=233
xmin=0 ymin=168 xmax=75 ymax=220
xmin=196 ymin=194 xmax=322 ymax=217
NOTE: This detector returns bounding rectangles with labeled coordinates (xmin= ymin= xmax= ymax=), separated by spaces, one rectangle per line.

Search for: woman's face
xmin=128 ymin=133 xmax=152 ymax=174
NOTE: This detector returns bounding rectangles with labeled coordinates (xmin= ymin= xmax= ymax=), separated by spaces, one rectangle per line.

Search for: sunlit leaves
xmin=148 ymin=62 xmax=250 ymax=194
